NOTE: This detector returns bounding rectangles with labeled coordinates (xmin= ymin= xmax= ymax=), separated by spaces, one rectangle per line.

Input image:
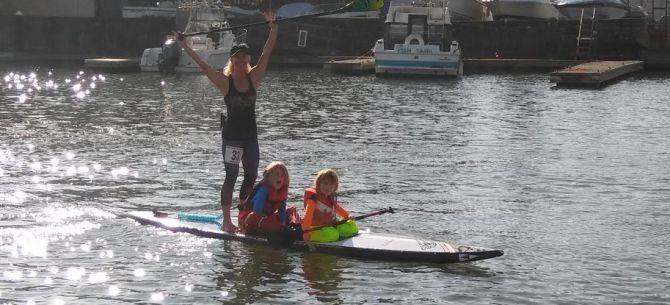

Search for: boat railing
xmin=178 ymin=0 xmax=225 ymax=9
xmin=402 ymin=0 xmax=448 ymax=8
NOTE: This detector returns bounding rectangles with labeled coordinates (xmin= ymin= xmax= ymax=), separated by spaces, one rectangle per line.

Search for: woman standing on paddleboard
xmin=176 ymin=13 xmax=278 ymax=232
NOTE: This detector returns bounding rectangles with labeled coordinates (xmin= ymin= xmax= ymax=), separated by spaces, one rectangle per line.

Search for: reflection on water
xmin=1 ymin=64 xmax=670 ymax=304
xmin=302 ymin=252 xmax=345 ymax=304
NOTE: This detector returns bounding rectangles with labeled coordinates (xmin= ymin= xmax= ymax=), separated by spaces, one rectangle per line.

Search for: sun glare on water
xmin=0 ymin=68 xmax=229 ymax=303
xmin=3 ymin=70 xmax=109 ymax=104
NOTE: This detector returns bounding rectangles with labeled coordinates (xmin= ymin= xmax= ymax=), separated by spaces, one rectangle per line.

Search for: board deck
xmin=123 ymin=211 xmax=503 ymax=264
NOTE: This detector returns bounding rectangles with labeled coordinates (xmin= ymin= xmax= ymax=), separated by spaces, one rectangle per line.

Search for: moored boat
xmin=554 ymin=0 xmax=631 ymax=20
xmin=124 ymin=210 xmax=504 ymax=264
xmin=139 ymin=1 xmax=238 ymax=73
xmin=373 ymin=0 xmax=463 ymax=77
xmin=447 ymin=0 xmax=490 ymax=21
xmin=223 ymin=0 xmax=385 ymax=61
xmin=392 ymin=0 xmax=490 ymax=21
xmin=483 ymin=0 xmax=562 ymax=20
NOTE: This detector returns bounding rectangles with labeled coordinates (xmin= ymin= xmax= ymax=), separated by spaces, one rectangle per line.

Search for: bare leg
xmin=221 ymin=159 xmax=240 ymax=233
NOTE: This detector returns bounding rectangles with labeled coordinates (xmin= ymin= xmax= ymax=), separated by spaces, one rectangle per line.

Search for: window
xmin=298 ymin=30 xmax=308 ymax=47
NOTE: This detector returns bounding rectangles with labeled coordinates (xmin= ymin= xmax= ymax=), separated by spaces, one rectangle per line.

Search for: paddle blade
xmin=177 ymin=213 xmax=221 ymax=224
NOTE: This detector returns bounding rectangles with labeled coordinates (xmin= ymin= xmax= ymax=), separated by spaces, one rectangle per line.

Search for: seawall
xmin=0 ymin=15 xmax=175 ymax=60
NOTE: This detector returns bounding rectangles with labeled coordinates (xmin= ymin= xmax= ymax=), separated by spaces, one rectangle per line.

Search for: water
xmin=1 ymin=64 xmax=669 ymax=304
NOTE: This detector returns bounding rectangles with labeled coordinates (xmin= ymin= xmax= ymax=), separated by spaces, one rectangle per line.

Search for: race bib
xmin=224 ymin=146 xmax=243 ymax=164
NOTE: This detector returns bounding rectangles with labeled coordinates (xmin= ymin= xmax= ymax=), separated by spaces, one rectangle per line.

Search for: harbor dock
xmin=464 ymin=59 xmax=585 ymax=69
xmin=323 ymin=57 xmax=375 ymax=75
xmin=549 ymin=60 xmax=644 ymax=87
xmin=323 ymin=58 xmax=589 ymax=74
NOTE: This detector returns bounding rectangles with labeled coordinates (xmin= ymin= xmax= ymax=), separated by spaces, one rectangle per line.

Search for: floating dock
xmin=84 ymin=57 xmax=140 ymax=72
xmin=323 ymin=58 xmax=584 ymax=74
xmin=323 ymin=57 xmax=375 ymax=75
xmin=550 ymin=60 xmax=644 ymax=87
xmin=464 ymin=59 xmax=584 ymax=69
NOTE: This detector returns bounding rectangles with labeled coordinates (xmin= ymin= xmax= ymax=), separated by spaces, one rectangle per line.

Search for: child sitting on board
xmin=238 ymin=161 xmax=299 ymax=236
xmin=301 ymin=169 xmax=358 ymax=242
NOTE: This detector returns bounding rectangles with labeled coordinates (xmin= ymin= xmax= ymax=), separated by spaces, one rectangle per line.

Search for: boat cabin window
xmin=428 ymin=25 xmax=451 ymax=51
xmin=408 ymin=15 xmax=426 ymax=36
xmin=388 ymin=24 xmax=406 ymax=40
xmin=297 ymin=30 xmax=308 ymax=47
xmin=384 ymin=23 xmax=409 ymax=49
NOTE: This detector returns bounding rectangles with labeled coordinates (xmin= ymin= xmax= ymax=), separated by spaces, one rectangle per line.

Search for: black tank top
xmin=223 ymin=75 xmax=257 ymax=140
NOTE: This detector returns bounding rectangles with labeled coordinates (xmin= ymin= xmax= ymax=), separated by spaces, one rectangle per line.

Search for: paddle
xmin=268 ymin=207 xmax=395 ymax=249
xmin=154 ymin=210 xmax=224 ymax=229
xmin=180 ymin=0 xmax=385 ymax=38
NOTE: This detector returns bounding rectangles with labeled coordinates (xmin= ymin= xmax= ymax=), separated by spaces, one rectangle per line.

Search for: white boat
xmin=483 ymin=0 xmax=562 ymax=20
xmin=554 ymin=0 xmax=631 ymax=20
xmin=373 ymin=0 xmax=463 ymax=77
xmin=139 ymin=2 xmax=237 ymax=73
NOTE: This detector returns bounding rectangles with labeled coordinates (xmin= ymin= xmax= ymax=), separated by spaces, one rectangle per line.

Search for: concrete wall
xmin=1 ymin=0 xmax=122 ymax=19
xmin=1 ymin=15 xmax=175 ymax=57
xmin=4 ymin=0 xmax=97 ymax=18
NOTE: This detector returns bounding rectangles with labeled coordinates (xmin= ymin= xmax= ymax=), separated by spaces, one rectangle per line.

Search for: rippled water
xmin=1 ymin=63 xmax=669 ymax=304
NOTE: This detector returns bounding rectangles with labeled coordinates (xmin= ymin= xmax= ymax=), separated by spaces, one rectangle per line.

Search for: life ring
xmin=404 ymin=34 xmax=424 ymax=45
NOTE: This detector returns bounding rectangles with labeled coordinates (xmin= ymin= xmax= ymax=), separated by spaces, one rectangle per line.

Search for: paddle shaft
xmin=303 ymin=207 xmax=394 ymax=233
xmin=182 ymin=3 xmax=352 ymax=38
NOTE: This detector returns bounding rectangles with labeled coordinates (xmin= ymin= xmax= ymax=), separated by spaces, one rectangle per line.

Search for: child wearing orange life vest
xmin=238 ymin=161 xmax=299 ymax=236
xmin=302 ymin=169 xmax=358 ymax=242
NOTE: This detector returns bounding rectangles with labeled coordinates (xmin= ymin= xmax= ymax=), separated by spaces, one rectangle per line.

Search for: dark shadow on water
xmin=299 ymin=250 xmax=500 ymax=278
xmin=386 ymin=261 xmax=500 ymax=277
xmin=214 ymin=241 xmax=293 ymax=305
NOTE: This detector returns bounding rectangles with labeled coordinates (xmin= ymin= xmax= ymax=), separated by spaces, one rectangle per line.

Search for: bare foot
xmin=222 ymin=222 xmax=240 ymax=233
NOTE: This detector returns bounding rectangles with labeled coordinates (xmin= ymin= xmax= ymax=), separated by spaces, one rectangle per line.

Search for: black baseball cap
xmin=230 ymin=43 xmax=250 ymax=57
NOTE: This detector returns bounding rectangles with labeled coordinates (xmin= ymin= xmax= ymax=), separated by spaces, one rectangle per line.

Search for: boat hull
xmin=488 ymin=0 xmax=561 ymax=20
xmin=123 ymin=211 xmax=503 ymax=264
xmin=449 ymin=0 xmax=488 ymax=21
xmin=554 ymin=0 xmax=630 ymax=20
xmin=556 ymin=6 xmax=629 ymax=20
xmin=139 ymin=46 xmax=230 ymax=73
xmin=374 ymin=42 xmax=462 ymax=77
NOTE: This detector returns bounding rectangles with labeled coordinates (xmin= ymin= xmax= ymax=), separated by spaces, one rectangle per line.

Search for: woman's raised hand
xmin=171 ymin=31 xmax=188 ymax=48
xmin=262 ymin=12 xmax=277 ymax=30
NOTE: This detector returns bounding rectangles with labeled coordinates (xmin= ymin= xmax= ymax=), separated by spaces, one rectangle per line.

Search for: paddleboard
xmin=123 ymin=210 xmax=503 ymax=264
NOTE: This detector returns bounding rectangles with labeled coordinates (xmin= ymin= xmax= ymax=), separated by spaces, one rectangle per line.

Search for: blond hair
xmin=311 ymin=168 xmax=339 ymax=192
xmin=223 ymin=56 xmax=252 ymax=76
xmin=262 ymin=161 xmax=289 ymax=191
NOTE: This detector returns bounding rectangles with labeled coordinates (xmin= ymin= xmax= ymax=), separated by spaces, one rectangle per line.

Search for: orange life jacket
xmin=303 ymin=187 xmax=338 ymax=226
